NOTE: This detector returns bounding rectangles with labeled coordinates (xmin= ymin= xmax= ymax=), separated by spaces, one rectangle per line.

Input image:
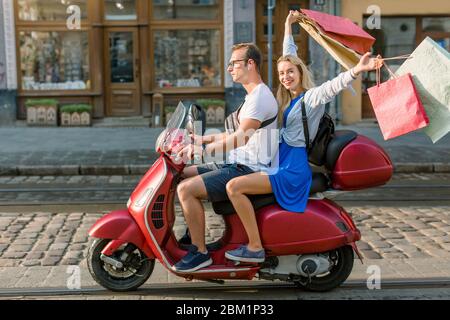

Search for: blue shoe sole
xmin=171 ymin=258 xmax=213 ymax=273
xmin=225 ymin=252 xmax=265 ymax=263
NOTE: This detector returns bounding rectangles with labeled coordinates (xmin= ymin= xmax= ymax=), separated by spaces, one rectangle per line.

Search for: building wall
xmin=340 ymin=0 xmax=450 ymax=124
xmin=0 ymin=0 xmax=18 ymax=126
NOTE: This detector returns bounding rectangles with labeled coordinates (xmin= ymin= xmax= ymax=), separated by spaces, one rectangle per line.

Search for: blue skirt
xmin=268 ymin=142 xmax=312 ymax=213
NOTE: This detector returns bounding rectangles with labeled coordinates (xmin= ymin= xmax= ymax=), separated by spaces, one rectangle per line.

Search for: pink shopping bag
xmin=367 ymin=61 xmax=429 ymax=140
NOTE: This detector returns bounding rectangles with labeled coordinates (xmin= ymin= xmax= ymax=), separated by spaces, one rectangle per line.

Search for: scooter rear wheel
xmin=294 ymin=245 xmax=354 ymax=292
xmin=87 ymin=238 xmax=155 ymax=292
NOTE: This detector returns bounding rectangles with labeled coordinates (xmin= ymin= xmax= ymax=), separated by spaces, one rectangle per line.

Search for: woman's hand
xmin=353 ymin=53 xmax=383 ymax=76
xmin=285 ymin=10 xmax=301 ymax=25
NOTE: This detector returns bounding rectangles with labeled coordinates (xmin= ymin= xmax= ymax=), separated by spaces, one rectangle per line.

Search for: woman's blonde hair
xmin=276 ymin=55 xmax=315 ymax=125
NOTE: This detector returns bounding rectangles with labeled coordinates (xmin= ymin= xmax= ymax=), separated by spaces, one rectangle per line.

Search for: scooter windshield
xmin=155 ymin=101 xmax=188 ymax=153
xmin=166 ymin=101 xmax=187 ymax=131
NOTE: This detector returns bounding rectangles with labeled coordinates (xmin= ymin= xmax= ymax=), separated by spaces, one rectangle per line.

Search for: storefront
xmin=14 ymin=0 xmax=225 ymax=121
xmin=341 ymin=0 xmax=450 ymax=124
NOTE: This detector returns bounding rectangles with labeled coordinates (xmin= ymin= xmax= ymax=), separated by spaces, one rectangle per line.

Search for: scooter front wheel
xmin=87 ymin=238 xmax=155 ymax=292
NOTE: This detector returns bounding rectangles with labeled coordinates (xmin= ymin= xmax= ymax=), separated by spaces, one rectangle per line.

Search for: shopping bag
xmin=301 ymin=9 xmax=375 ymax=55
xmin=395 ymin=37 xmax=450 ymax=143
xmin=367 ymin=61 xmax=429 ymax=140
xmin=297 ymin=16 xmax=360 ymax=70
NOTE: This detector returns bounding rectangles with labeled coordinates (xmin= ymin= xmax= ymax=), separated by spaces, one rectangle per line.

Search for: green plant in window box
xmin=25 ymin=99 xmax=59 ymax=127
xmin=164 ymin=106 xmax=177 ymax=126
xmin=60 ymin=104 xmax=93 ymax=127
xmin=196 ymin=99 xmax=225 ymax=125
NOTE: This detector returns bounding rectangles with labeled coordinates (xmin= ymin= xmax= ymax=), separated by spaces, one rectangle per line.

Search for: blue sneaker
xmin=225 ymin=245 xmax=265 ymax=263
xmin=172 ymin=245 xmax=212 ymax=273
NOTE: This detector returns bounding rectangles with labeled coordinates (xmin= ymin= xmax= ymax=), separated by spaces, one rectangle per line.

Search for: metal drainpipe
xmin=267 ymin=0 xmax=276 ymax=89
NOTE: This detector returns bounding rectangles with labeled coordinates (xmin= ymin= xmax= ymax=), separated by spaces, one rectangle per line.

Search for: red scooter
xmin=87 ymin=102 xmax=393 ymax=292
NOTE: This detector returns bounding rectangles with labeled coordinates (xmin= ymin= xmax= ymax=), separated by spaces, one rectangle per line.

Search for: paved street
xmin=0 ymin=173 xmax=449 ymax=300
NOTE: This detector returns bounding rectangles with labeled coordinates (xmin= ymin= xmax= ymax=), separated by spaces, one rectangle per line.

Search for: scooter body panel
xmin=257 ymin=199 xmax=360 ymax=255
xmin=88 ymin=209 xmax=155 ymax=259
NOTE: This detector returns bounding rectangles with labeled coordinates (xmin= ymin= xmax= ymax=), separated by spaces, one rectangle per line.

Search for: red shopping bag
xmin=367 ymin=61 xmax=429 ymax=140
xmin=301 ymin=9 xmax=375 ymax=55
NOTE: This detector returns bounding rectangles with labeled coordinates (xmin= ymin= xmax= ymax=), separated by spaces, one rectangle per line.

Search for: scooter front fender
xmin=88 ymin=209 xmax=155 ymax=259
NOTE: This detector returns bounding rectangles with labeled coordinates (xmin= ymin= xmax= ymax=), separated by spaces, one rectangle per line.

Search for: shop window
xmin=423 ymin=17 xmax=450 ymax=33
xmin=20 ymin=31 xmax=90 ymax=90
xmin=152 ymin=0 xmax=219 ymax=20
xmin=17 ymin=0 xmax=87 ymax=21
xmin=154 ymin=29 xmax=221 ymax=88
xmin=104 ymin=0 xmax=137 ymax=21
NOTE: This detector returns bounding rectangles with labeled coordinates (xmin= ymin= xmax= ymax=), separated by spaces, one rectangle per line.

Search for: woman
xmin=224 ymin=10 xmax=382 ymax=263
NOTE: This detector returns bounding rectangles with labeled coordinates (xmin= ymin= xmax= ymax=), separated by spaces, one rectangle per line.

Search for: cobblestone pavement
xmin=1 ymin=204 xmax=450 ymax=268
xmin=0 ymin=173 xmax=450 ymax=293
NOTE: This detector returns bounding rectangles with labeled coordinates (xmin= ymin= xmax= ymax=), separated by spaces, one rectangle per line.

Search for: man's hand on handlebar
xmin=189 ymin=133 xmax=204 ymax=146
xmin=176 ymin=143 xmax=204 ymax=164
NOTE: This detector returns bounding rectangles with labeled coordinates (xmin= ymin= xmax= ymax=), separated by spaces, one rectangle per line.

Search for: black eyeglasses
xmin=227 ymin=59 xmax=248 ymax=69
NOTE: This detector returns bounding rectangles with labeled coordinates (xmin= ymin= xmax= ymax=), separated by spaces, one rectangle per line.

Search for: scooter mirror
xmin=186 ymin=104 xmax=206 ymax=136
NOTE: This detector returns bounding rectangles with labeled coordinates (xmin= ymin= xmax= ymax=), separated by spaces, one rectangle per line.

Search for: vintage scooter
xmin=87 ymin=102 xmax=393 ymax=292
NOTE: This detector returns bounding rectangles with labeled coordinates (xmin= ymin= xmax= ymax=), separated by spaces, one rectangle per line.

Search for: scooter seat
xmin=325 ymin=130 xmax=358 ymax=171
xmin=212 ymin=172 xmax=330 ymax=216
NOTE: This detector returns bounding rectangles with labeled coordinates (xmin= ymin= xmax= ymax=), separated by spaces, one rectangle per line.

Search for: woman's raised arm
xmin=283 ymin=10 xmax=301 ymax=57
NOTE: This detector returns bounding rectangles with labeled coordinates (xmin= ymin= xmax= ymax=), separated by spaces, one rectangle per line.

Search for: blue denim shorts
xmin=196 ymin=162 xmax=254 ymax=203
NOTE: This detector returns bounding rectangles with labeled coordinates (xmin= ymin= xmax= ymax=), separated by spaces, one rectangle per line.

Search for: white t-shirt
xmin=228 ymin=83 xmax=279 ymax=171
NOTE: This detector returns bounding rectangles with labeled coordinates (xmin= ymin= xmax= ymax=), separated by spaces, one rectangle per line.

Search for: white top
xmin=228 ymin=83 xmax=279 ymax=171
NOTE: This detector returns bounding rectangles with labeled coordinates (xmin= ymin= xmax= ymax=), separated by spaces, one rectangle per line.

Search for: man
xmin=173 ymin=43 xmax=278 ymax=272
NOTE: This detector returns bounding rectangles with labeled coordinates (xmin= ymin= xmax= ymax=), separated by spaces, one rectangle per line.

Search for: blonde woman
xmin=224 ymin=10 xmax=382 ymax=263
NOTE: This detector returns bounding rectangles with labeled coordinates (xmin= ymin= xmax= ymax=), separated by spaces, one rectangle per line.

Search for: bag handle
xmin=375 ymin=54 xmax=412 ymax=87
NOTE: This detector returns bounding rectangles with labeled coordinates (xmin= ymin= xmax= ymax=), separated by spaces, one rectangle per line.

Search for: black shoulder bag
xmin=301 ymin=100 xmax=335 ymax=166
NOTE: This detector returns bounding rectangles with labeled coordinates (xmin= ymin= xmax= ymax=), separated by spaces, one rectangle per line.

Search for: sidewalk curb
xmin=1 ymin=162 xmax=450 ymax=176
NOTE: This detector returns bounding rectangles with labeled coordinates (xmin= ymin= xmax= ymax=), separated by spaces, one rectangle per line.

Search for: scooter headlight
xmin=134 ymin=187 xmax=154 ymax=208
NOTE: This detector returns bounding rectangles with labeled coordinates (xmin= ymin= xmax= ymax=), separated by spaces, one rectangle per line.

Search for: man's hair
xmin=232 ymin=43 xmax=263 ymax=74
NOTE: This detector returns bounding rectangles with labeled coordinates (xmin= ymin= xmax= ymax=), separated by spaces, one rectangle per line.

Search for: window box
xmin=164 ymin=105 xmax=177 ymax=126
xmin=197 ymin=99 xmax=225 ymax=125
xmin=60 ymin=104 xmax=93 ymax=127
xmin=25 ymin=98 xmax=58 ymax=126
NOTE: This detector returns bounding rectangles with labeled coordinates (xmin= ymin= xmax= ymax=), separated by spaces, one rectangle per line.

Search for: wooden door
xmin=256 ymin=0 xmax=309 ymax=89
xmin=105 ymin=27 xmax=141 ymax=116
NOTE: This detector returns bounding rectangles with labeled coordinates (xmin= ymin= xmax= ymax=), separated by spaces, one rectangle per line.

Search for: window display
xmin=20 ymin=31 xmax=90 ymax=91
xmin=154 ymin=29 xmax=221 ymax=88
xmin=152 ymin=0 xmax=219 ymax=20
xmin=17 ymin=0 xmax=87 ymax=21
xmin=104 ymin=0 xmax=137 ymax=20
xmin=423 ymin=17 xmax=450 ymax=33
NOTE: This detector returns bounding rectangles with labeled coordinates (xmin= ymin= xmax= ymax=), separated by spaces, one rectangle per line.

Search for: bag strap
xmin=376 ymin=54 xmax=412 ymax=86
xmin=227 ymin=100 xmax=277 ymax=130
xmin=260 ymin=114 xmax=277 ymax=128
xmin=301 ymin=99 xmax=311 ymax=151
